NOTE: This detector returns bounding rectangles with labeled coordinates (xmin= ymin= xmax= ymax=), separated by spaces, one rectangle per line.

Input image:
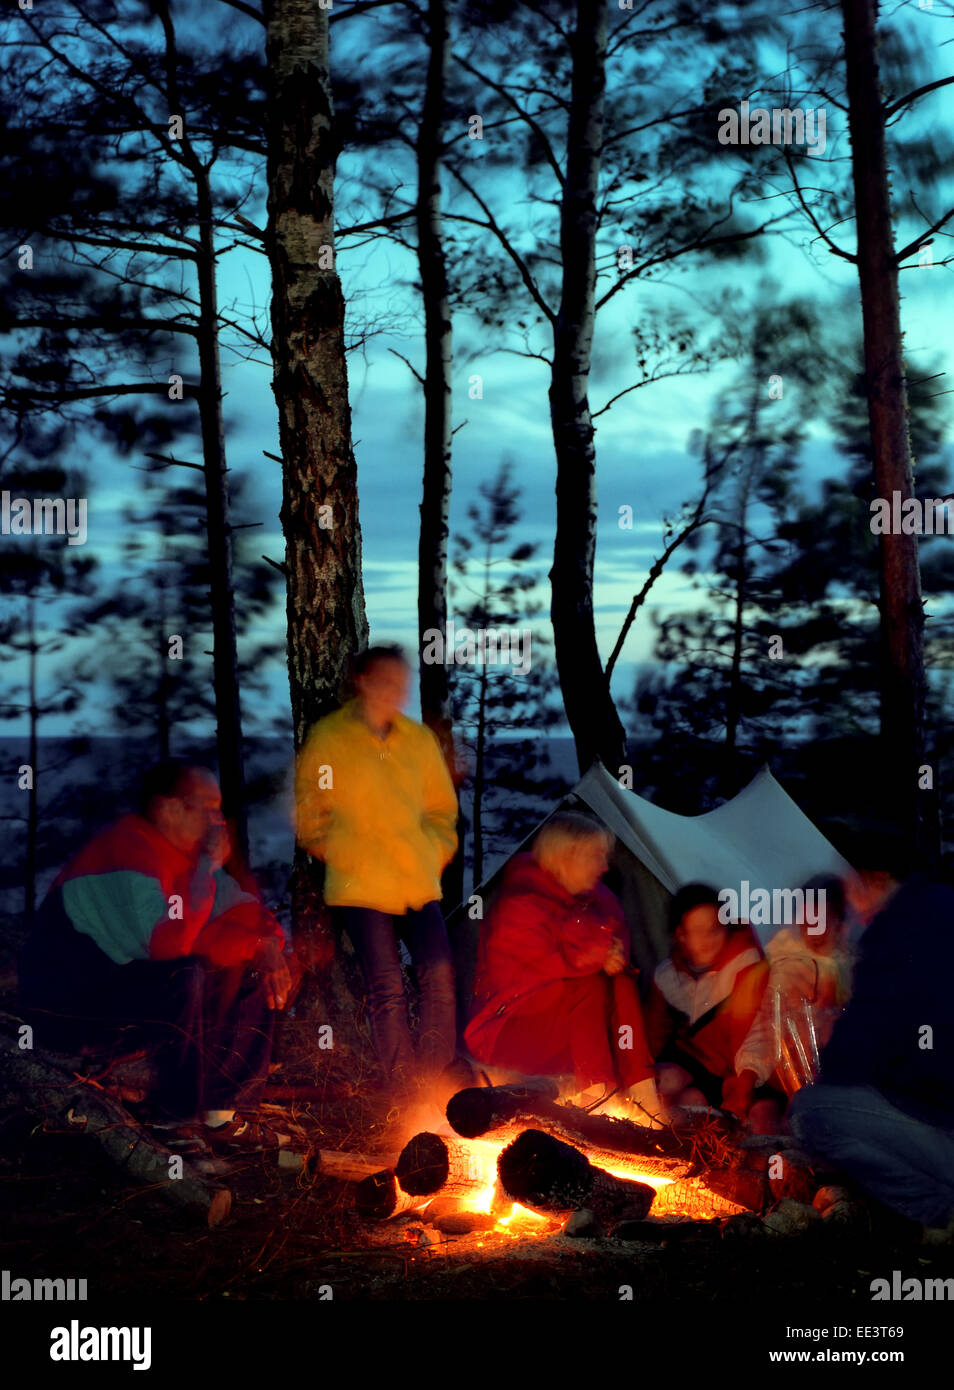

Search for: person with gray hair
xmin=464 ymin=810 xmax=662 ymax=1121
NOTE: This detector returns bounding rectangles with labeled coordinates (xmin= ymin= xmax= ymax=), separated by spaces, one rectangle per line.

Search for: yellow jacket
xmin=294 ymin=699 xmax=458 ymax=913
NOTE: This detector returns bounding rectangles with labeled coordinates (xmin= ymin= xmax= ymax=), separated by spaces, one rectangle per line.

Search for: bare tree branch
xmin=445 ymin=166 xmax=555 ymax=325
xmin=895 ymin=207 xmax=954 ymax=265
xmin=387 ymin=348 xmax=424 ymax=385
xmin=605 ymin=437 xmax=726 ymax=684
xmin=884 ymin=74 xmax=954 ymax=120
xmin=452 ymin=52 xmax=566 ymax=188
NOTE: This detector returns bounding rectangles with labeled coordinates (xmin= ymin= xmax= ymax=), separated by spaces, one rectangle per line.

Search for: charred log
xmin=497 ymin=1128 xmax=655 ymax=1221
xmin=445 ymin=1084 xmax=712 ymax=1175
xmin=445 ymin=1079 xmax=560 ymax=1138
xmin=395 ymin=1131 xmax=483 ymax=1197
xmin=354 ymin=1169 xmax=430 ymax=1221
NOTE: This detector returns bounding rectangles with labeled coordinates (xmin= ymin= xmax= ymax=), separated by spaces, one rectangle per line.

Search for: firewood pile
xmin=349 ymin=1080 xmax=861 ymax=1244
xmin=1 ymin=1002 xmax=865 ymax=1245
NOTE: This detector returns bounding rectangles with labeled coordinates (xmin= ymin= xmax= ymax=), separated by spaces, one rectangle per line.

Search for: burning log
xmin=701 ymin=1166 xmax=769 ymax=1213
xmin=354 ymin=1170 xmax=430 ymax=1221
xmin=445 ymin=1079 xmax=561 ymax=1138
xmin=497 ymin=1128 xmax=655 ymax=1221
xmin=395 ymin=1131 xmax=484 ymax=1198
xmin=445 ymin=1083 xmax=704 ymax=1176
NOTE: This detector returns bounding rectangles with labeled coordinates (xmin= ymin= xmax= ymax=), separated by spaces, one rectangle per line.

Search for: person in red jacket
xmin=464 ymin=812 xmax=661 ymax=1121
xmin=645 ymin=882 xmax=779 ymax=1131
xmin=19 ymin=760 xmax=293 ymax=1156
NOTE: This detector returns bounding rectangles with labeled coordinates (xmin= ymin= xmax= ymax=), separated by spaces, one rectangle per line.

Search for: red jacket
xmin=464 ymin=852 xmax=629 ymax=1060
xmin=41 ymin=814 xmax=283 ymax=969
xmin=644 ymin=924 xmax=769 ymax=1083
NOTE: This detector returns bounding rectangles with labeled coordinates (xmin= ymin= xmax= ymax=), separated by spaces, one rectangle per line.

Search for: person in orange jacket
xmin=645 ymin=883 xmax=781 ymax=1131
xmin=295 ymin=644 xmax=459 ymax=1090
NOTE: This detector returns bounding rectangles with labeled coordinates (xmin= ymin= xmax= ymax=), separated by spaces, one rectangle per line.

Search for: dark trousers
xmin=20 ymin=923 xmax=274 ymax=1122
xmin=790 ymin=1082 xmax=954 ymax=1228
xmin=490 ymin=972 xmax=655 ymax=1091
xmin=335 ymin=901 xmax=456 ymax=1083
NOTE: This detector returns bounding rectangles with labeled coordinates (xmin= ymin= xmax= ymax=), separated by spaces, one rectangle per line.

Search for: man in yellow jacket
xmin=295 ymin=645 xmax=459 ymax=1088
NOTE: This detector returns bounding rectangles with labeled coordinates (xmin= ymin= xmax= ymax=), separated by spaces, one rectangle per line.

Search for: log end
xmin=445 ymin=1087 xmax=494 ymax=1139
xmin=395 ymin=1132 xmax=449 ymax=1196
xmin=355 ymin=1170 xmax=399 ymax=1221
xmin=497 ymin=1128 xmax=591 ymax=1211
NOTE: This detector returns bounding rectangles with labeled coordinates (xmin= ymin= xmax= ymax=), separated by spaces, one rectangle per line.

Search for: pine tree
xmin=448 ymin=461 xmax=561 ymax=890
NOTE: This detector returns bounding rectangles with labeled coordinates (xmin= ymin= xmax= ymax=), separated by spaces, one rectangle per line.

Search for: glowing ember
xmin=459 ymin=1138 xmax=551 ymax=1230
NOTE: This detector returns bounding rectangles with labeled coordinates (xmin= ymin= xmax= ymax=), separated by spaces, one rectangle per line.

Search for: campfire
xmin=353 ymin=1079 xmax=755 ymax=1245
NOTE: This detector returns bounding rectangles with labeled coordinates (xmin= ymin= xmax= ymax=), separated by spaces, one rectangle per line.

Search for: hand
xmin=722 ymin=1068 xmax=758 ymax=1120
xmin=254 ymin=936 xmax=293 ymax=1011
xmin=603 ymin=937 xmax=627 ymax=976
xmin=203 ymin=821 xmax=231 ymax=871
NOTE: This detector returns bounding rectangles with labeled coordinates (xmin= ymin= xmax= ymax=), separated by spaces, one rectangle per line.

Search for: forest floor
xmin=7 ymin=1101 xmax=953 ymax=1305
xmin=4 ymin=1028 xmax=954 ymax=1309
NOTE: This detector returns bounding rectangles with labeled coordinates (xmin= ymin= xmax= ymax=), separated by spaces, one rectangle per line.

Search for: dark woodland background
xmin=2 ymin=0 xmax=953 ymax=972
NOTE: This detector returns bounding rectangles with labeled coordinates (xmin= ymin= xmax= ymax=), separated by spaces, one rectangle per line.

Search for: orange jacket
xmin=645 ymin=924 xmax=770 ymax=1082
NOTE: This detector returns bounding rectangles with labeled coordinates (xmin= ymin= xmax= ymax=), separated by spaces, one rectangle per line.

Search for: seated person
xmin=464 ymin=812 xmax=661 ymax=1121
xmin=645 ymin=883 xmax=781 ymax=1131
xmin=738 ymin=874 xmax=854 ymax=1094
xmin=18 ymin=760 xmax=294 ymax=1155
xmin=790 ymin=837 xmax=954 ymax=1238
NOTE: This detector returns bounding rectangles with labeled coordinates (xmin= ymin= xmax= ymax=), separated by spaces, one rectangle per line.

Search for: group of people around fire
xmin=18 ymin=645 xmax=954 ymax=1237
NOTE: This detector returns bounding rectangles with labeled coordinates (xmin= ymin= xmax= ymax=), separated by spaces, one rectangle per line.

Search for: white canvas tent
xmin=452 ymin=761 xmax=852 ymax=995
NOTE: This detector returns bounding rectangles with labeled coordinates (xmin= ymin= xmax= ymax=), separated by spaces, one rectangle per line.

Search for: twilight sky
xmin=5 ymin=0 xmax=952 ymax=741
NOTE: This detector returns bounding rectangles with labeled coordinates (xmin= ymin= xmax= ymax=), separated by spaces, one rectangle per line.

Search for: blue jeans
xmin=336 ymin=902 xmax=456 ymax=1083
xmin=790 ymin=1083 xmax=954 ymax=1228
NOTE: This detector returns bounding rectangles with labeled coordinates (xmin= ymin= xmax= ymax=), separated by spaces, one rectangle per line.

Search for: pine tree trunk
xmin=416 ymin=0 xmax=453 ymax=755
xmin=724 ymin=476 xmax=750 ymax=794
xmin=549 ymin=0 xmax=626 ymax=775
xmin=473 ymin=664 xmax=488 ymax=888
xmin=840 ymin=0 xmax=932 ymax=863
xmin=156 ymin=583 xmax=171 ymax=763
xmin=263 ymin=0 xmax=369 ymax=750
xmin=194 ymin=169 xmax=249 ymax=860
xmin=25 ymin=593 xmax=38 ymax=928
xmin=415 ymin=0 xmax=463 ymax=913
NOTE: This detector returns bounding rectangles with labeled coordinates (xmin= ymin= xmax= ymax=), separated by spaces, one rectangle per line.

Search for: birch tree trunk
xmin=264 ymin=0 xmax=369 ymax=754
xmin=263 ymin=0 xmax=370 ymax=1060
xmin=840 ymin=0 xmax=932 ymax=863
xmin=549 ymin=0 xmax=627 ymax=775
